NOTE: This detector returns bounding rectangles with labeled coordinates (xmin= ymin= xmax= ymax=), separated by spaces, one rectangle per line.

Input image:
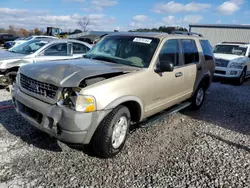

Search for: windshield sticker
xmin=133 ymin=38 xmax=152 ymax=44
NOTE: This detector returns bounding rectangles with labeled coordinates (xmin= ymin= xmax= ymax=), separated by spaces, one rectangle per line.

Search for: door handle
xmin=175 ymin=72 xmax=183 ymax=77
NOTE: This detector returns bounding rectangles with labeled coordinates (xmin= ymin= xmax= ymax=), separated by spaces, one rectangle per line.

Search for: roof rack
xmin=222 ymin=42 xmax=249 ymax=45
xmin=171 ymin=31 xmax=203 ymax=37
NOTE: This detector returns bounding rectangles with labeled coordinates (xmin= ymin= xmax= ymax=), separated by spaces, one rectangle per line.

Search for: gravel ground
xmin=0 ymin=80 xmax=250 ymax=188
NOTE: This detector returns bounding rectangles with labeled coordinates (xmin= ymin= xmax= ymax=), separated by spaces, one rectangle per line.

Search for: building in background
xmin=189 ymin=24 xmax=250 ymax=46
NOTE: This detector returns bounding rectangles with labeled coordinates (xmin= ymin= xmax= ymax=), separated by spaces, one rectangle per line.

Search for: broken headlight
xmin=57 ymin=88 xmax=96 ymax=112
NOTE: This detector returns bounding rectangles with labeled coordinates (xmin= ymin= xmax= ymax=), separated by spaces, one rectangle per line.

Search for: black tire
xmin=91 ymin=105 xmax=131 ymax=158
xmin=190 ymin=83 xmax=206 ymax=110
xmin=237 ymin=68 xmax=246 ymax=85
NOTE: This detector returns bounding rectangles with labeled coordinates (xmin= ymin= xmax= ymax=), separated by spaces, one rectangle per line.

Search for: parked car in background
xmin=0 ymin=39 xmax=92 ymax=87
xmin=11 ymin=32 xmax=215 ymax=158
xmin=3 ymin=37 xmax=26 ymax=49
xmin=0 ymin=33 xmax=18 ymax=45
xmin=213 ymin=42 xmax=250 ymax=85
xmin=76 ymin=37 xmax=93 ymax=44
xmin=9 ymin=35 xmax=58 ymax=48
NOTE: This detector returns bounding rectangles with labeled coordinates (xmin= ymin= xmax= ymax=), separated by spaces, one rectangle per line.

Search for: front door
xmin=34 ymin=43 xmax=74 ymax=62
xmin=146 ymin=39 xmax=187 ymax=117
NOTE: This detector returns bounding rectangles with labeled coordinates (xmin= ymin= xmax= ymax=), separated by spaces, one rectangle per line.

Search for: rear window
xmin=200 ymin=40 xmax=214 ymax=61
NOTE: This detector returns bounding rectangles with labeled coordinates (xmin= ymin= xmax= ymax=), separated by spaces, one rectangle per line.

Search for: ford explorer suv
xmin=11 ymin=32 xmax=215 ymax=158
xmin=213 ymin=42 xmax=250 ymax=85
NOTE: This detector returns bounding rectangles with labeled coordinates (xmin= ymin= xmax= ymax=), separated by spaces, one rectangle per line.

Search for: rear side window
xmin=181 ymin=39 xmax=199 ymax=65
xmin=159 ymin=39 xmax=179 ymax=66
xmin=200 ymin=40 xmax=214 ymax=61
xmin=73 ymin=43 xmax=89 ymax=54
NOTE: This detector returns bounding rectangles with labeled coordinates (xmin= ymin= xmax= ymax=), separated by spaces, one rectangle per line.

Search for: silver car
xmin=0 ymin=39 xmax=92 ymax=87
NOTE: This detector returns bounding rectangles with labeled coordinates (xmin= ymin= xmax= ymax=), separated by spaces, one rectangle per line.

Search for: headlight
xmin=230 ymin=62 xmax=244 ymax=69
xmin=57 ymin=88 xmax=96 ymax=112
xmin=16 ymin=70 xmax=20 ymax=85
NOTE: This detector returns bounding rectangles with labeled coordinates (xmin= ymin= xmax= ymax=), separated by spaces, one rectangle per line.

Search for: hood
xmin=214 ymin=53 xmax=243 ymax=61
xmin=20 ymin=58 xmax=140 ymax=87
xmin=0 ymin=50 xmax=26 ymax=60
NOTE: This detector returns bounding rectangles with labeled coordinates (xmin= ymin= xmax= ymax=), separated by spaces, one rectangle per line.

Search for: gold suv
xmin=12 ymin=32 xmax=215 ymax=158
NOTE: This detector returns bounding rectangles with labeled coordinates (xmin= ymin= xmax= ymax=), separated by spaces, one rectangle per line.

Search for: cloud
xmin=162 ymin=16 xmax=178 ymax=25
xmin=63 ymin=0 xmax=85 ymax=2
xmin=82 ymin=0 xmax=118 ymax=12
xmin=132 ymin=15 xmax=149 ymax=22
xmin=91 ymin=0 xmax=117 ymax=7
xmin=183 ymin=15 xmax=203 ymax=24
xmin=0 ymin=8 xmax=117 ymax=31
xmin=129 ymin=15 xmax=151 ymax=29
xmin=153 ymin=1 xmax=211 ymax=13
xmin=217 ymin=0 xmax=244 ymax=15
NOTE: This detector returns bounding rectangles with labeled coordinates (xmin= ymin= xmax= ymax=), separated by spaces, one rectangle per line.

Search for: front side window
xmin=43 ymin=43 xmax=68 ymax=56
xmin=73 ymin=43 xmax=89 ymax=54
xmin=200 ymin=40 xmax=214 ymax=61
xmin=213 ymin=45 xmax=247 ymax=56
xmin=8 ymin=40 xmax=48 ymax=55
xmin=181 ymin=39 xmax=199 ymax=65
xmin=85 ymin=36 xmax=159 ymax=68
xmin=159 ymin=39 xmax=179 ymax=66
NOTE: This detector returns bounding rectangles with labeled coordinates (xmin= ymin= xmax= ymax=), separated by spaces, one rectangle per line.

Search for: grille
xmin=20 ymin=74 xmax=58 ymax=99
xmin=215 ymin=70 xmax=226 ymax=75
xmin=215 ymin=59 xmax=229 ymax=67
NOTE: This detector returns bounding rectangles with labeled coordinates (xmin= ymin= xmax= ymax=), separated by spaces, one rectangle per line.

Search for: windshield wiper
xmin=91 ymin=56 xmax=119 ymax=64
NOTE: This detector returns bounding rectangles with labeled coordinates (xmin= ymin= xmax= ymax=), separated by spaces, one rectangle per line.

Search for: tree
xmin=34 ymin=28 xmax=42 ymax=35
xmin=0 ymin=28 xmax=7 ymax=33
xmin=8 ymin=25 xmax=16 ymax=36
xmin=72 ymin=29 xmax=82 ymax=34
xmin=18 ymin=28 xmax=29 ymax=37
xmin=129 ymin=26 xmax=188 ymax=33
xmin=77 ymin=17 xmax=90 ymax=33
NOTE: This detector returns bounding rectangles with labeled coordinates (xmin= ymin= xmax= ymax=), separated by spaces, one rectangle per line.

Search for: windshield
xmin=213 ymin=45 xmax=247 ymax=56
xmin=85 ymin=36 xmax=159 ymax=68
xmin=8 ymin=39 xmax=48 ymax=55
xmin=15 ymin=37 xmax=26 ymax=41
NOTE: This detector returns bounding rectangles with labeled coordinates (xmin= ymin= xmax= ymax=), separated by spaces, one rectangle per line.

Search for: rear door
xmin=179 ymin=39 xmax=199 ymax=96
xmin=72 ymin=42 xmax=90 ymax=58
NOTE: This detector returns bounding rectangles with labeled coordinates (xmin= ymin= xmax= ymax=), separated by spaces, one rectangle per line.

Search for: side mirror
xmin=156 ymin=61 xmax=174 ymax=72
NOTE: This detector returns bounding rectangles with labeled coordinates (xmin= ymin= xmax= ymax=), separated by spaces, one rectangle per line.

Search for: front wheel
xmin=237 ymin=69 xmax=246 ymax=85
xmin=190 ymin=84 xmax=206 ymax=110
xmin=91 ymin=105 xmax=131 ymax=158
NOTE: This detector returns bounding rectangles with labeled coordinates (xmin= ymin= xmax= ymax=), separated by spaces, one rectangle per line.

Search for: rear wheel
xmin=190 ymin=83 xmax=206 ymax=110
xmin=91 ymin=105 xmax=131 ymax=158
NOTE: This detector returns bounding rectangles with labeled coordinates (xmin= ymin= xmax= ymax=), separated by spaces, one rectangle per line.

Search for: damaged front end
xmin=56 ymin=72 xmax=125 ymax=112
xmin=57 ymin=87 xmax=96 ymax=113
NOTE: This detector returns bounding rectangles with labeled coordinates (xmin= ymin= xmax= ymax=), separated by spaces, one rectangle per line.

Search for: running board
xmin=139 ymin=102 xmax=191 ymax=128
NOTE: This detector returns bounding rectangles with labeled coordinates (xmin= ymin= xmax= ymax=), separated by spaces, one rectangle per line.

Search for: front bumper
xmin=11 ymin=85 xmax=110 ymax=144
xmin=214 ymin=67 xmax=243 ymax=78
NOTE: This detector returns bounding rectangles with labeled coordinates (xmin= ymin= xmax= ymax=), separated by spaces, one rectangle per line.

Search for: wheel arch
xmin=83 ymin=96 xmax=144 ymax=144
xmin=104 ymin=96 xmax=144 ymax=123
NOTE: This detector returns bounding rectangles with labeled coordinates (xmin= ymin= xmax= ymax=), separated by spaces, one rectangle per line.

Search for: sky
xmin=0 ymin=0 xmax=249 ymax=31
